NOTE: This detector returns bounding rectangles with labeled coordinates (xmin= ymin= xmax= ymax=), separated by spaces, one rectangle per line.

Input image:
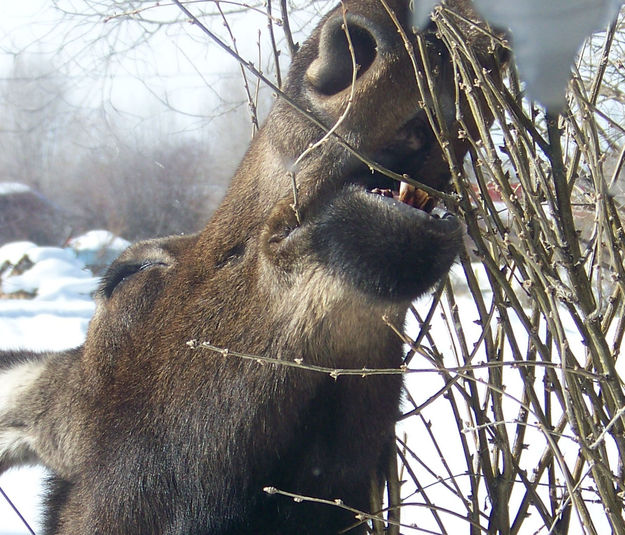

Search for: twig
xmin=266 ymin=0 xmax=282 ymax=88
xmin=214 ymin=1 xmax=259 ymax=132
xmin=279 ymin=0 xmax=298 ymax=57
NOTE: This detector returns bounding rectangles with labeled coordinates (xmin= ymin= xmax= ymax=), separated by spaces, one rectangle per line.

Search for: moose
xmin=0 ymin=0 xmax=504 ymax=533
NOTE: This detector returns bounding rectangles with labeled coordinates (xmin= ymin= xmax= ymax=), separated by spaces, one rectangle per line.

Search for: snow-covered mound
xmin=0 ymin=231 xmax=129 ymax=350
xmin=68 ymin=230 xmax=130 ymax=274
xmin=0 ymin=182 xmax=31 ymax=195
xmin=1 ymin=244 xmax=96 ymax=300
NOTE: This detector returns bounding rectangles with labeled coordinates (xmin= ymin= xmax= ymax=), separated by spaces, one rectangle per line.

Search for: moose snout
xmin=305 ymin=12 xmax=395 ymax=96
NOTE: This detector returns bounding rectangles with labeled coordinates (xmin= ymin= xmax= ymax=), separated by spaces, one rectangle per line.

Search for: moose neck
xmin=195 ymin=105 xmax=345 ymax=261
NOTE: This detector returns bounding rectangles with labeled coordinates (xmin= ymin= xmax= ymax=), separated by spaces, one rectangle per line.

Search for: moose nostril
xmin=306 ymin=16 xmax=377 ymax=96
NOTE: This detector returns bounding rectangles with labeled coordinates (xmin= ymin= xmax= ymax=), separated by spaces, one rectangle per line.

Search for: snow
xmin=0 ymin=243 xmax=37 ymax=266
xmin=0 ymin=183 xmax=31 ymax=196
xmin=0 ymin=232 xmax=130 ymax=303
xmin=0 ymin=468 xmax=46 ymax=535
xmin=68 ymin=230 xmax=130 ymax=270
xmin=0 ymin=301 xmax=93 ymax=352
xmin=2 ymin=258 xmax=96 ymax=300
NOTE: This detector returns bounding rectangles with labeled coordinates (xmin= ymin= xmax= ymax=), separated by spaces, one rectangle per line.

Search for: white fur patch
xmin=0 ymin=359 xmax=45 ymax=472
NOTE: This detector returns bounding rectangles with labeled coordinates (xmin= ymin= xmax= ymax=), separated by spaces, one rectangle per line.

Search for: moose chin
xmin=0 ymin=1 xmax=505 ymax=533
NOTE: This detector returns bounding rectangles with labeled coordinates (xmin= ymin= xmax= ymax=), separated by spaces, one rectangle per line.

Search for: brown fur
xmin=0 ymin=1 xmax=504 ymax=533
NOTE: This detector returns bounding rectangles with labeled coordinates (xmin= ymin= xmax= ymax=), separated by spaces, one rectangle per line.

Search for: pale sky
xmin=0 ymin=0 xmax=314 ymax=134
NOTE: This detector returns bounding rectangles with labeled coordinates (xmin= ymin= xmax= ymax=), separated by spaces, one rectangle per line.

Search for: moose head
xmin=0 ymin=1 xmax=504 ymax=533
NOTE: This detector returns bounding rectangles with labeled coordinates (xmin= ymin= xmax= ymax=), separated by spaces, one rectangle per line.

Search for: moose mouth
xmin=361 ymin=180 xmax=457 ymax=231
xmin=348 ymin=113 xmax=449 ymax=220
xmin=301 ymin=128 xmax=462 ymax=301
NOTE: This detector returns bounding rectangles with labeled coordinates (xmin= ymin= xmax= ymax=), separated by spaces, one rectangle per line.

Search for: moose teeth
xmin=371 ymin=182 xmax=435 ymax=212
xmin=398 ymin=181 xmax=415 ymax=204
xmin=399 ymin=181 xmax=434 ymax=211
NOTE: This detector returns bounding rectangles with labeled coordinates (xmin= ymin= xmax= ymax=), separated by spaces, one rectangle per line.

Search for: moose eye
xmin=100 ymin=261 xmax=168 ymax=298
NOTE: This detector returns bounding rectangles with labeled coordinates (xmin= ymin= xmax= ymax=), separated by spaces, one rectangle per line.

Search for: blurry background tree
xmin=0 ymin=51 xmax=233 ymax=240
xmin=0 ymin=0 xmax=330 ymax=242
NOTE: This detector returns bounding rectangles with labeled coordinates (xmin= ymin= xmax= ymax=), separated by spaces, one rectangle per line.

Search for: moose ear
xmin=305 ymin=14 xmax=379 ymax=95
